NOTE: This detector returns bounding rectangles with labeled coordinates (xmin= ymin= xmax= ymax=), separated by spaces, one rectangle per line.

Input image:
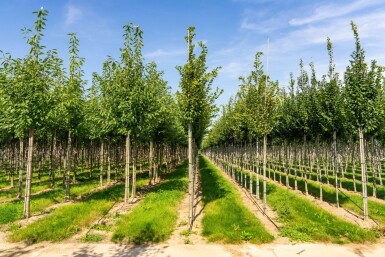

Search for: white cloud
xmin=289 ymin=0 xmax=382 ymax=26
xmin=65 ymin=5 xmax=82 ymax=26
xmin=144 ymin=49 xmax=185 ymax=58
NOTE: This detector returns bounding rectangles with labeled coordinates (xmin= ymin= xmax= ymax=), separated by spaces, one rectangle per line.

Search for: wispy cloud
xmin=289 ymin=0 xmax=382 ymax=26
xmin=144 ymin=49 xmax=185 ymax=58
xmin=65 ymin=5 xmax=82 ymax=26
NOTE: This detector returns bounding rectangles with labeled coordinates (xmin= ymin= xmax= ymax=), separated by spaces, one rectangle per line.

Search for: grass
xmin=112 ymin=162 xmax=188 ymax=244
xmin=0 ymin=173 xmax=101 ymax=225
xmin=80 ymin=233 xmax=105 ymax=243
xmin=232 ymin=161 xmax=385 ymax=225
xmin=199 ymin=156 xmax=274 ymax=244
xmin=9 ymin=171 xmax=148 ymax=243
xmin=226 ymin=161 xmax=378 ymax=243
xmin=280 ymin=172 xmax=385 ymax=226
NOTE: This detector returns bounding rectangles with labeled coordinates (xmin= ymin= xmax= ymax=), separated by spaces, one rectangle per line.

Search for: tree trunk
xmin=17 ymin=137 xmax=24 ymax=199
xmin=149 ymin=139 xmax=154 ymax=185
xmin=23 ymin=128 xmax=34 ymax=219
xmin=263 ymin=134 xmax=267 ymax=214
xmin=188 ymin=123 xmax=194 ymax=228
xmin=99 ymin=139 xmax=104 ymax=187
xmin=50 ymin=132 xmax=56 ymax=188
xmin=332 ymin=131 xmax=339 ymax=208
xmin=256 ymin=139 xmax=260 ymax=199
xmin=124 ymin=132 xmax=131 ymax=204
xmin=65 ymin=130 xmax=72 ymax=201
xmin=107 ymin=142 xmax=111 ymax=186
xmin=358 ymin=126 xmax=368 ymax=220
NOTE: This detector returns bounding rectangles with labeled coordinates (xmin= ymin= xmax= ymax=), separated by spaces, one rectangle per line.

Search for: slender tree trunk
xmin=371 ymin=137 xmax=377 ymax=198
xmin=149 ymin=139 xmax=154 ymax=185
xmin=124 ymin=132 xmax=131 ymax=204
xmin=49 ymin=132 xmax=56 ymax=188
xmin=316 ymin=135 xmax=323 ymax=201
xmin=332 ymin=131 xmax=339 ymax=208
xmin=65 ymin=131 xmax=72 ymax=201
xmin=107 ymin=142 xmax=111 ymax=186
xmin=256 ymin=139 xmax=260 ymax=199
xmin=17 ymin=137 xmax=24 ymax=199
xmin=303 ymin=135 xmax=308 ymax=196
xmin=188 ymin=123 xmax=194 ymax=228
xmin=358 ymin=127 xmax=368 ymax=220
xmin=23 ymin=128 xmax=34 ymax=219
xmin=99 ymin=139 xmax=104 ymax=187
xmin=263 ymin=134 xmax=267 ymax=214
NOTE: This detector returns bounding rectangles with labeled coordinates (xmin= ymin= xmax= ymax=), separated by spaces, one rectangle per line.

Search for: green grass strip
xmin=226 ymin=163 xmax=378 ymax=243
xmin=112 ymin=162 xmax=188 ymax=244
xmin=0 ymin=173 xmax=101 ymax=225
xmin=8 ymin=174 xmax=147 ymax=243
xmin=200 ymin=156 xmax=274 ymax=244
xmin=280 ymin=172 xmax=385 ymax=226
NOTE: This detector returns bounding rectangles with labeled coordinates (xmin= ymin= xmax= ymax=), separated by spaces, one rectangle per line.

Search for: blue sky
xmin=1 ymin=0 xmax=385 ymax=106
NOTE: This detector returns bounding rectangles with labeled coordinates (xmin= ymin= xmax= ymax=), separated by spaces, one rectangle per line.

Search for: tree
xmin=176 ymin=27 xmax=221 ymax=228
xmin=344 ymin=21 xmax=383 ymax=220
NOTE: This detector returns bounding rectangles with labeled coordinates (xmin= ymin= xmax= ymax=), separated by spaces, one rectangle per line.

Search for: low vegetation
xmin=199 ymin=156 xmax=274 ymax=244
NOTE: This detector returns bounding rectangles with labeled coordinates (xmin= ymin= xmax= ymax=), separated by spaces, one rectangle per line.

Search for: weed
xmin=80 ymin=233 xmax=104 ymax=243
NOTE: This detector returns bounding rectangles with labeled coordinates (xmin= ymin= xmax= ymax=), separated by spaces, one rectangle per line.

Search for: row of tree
xmin=204 ymin=21 xmax=385 ymax=221
xmin=0 ymin=9 xmax=188 ymax=218
xmin=0 ymin=9 xmax=221 ymax=228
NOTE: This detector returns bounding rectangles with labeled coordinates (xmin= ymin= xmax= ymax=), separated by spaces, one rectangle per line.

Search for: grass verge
xmin=200 ymin=156 xmax=274 ymax=244
xmin=112 ymin=162 xmax=188 ymax=244
xmin=226 ymin=162 xmax=378 ymax=243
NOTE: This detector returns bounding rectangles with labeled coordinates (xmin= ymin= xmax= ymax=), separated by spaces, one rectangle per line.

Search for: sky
xmin=0 ymin=0 xmax=385 ymax=107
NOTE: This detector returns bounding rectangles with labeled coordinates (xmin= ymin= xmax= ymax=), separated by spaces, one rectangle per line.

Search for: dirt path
xmin=168 ymin=169 xmax=205 ymax=245
xmin=67 ymin=197 xmax=143 ymax=243
xmin=1 ymin=241 xmax=385 ymax=257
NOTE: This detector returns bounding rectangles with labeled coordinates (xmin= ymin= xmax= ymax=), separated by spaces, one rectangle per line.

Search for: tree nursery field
xmin=1 ymin=5 xmax=385 ymax=257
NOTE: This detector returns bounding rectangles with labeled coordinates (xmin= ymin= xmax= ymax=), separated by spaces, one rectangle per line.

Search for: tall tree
xmin=176 ymin=27 xmax=221 ymax=228
xmin=344 ymin=21 xmax=383 ymax=220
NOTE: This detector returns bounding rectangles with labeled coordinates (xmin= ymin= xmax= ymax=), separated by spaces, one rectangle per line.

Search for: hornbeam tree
xmin=344 ymin=21 xmax=383 ymax=220
xmin=116 ymin=24 xmax=144 ymax=204
xmin=176 ymin=26 xmax=221 ymax=228
xmin=60 ymin=33 xmax=85 ymax=200
xmin=2 ymin=8 xmax=55 ymax=218
xmin=317 ymin=38 xmax=344 ymax=205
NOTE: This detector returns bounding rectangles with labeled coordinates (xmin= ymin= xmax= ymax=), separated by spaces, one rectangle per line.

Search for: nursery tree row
xmin=204 ymin=21 xmax=385 ymax=221
xmin=0 ymin=9 xmax=194 ymax=219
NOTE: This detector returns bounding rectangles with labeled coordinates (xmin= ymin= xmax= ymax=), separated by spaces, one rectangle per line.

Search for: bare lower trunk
xmin=263 ymin=134 xmax=267 ymax=214
xmin=359 ymin=127 xmax=368 ymax=221
xmin=65 ymin=131 xmax=72 ymax=201
xmin=17 ymin=137 xmax=24 ymax=199
xmin=23 ymin=128 xmax=34 ymax=219
xmin=107 ymin=143 xmax=111 ymax=186
xmin=99 ymin=139 xmax=104 ymax=187
xmin=188 ymin=123 xmax=194 ymax=229
xmin=149 ymin=140 xmax=154 ymax=185
xmin=333 ymin=131 xmax=339 ymax=208
xmin=124 ymin=132 xmax=131 ymax=204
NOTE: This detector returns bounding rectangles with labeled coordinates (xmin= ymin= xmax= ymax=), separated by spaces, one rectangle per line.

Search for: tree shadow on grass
xmin=199 ymin=156 xmax=235 ymax=206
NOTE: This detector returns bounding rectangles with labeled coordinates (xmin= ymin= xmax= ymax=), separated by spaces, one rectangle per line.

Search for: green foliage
xmin=176 ymin=27 xmax=221 ymax=147
xmin=345 ymin=21 xmax=383 ymax=133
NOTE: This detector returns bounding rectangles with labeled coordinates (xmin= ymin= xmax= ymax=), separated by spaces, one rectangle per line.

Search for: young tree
xmin=344 ymin=21 xmax=383 ymax=220
xmin=176 ymin=27 xmax=221 ymax=228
